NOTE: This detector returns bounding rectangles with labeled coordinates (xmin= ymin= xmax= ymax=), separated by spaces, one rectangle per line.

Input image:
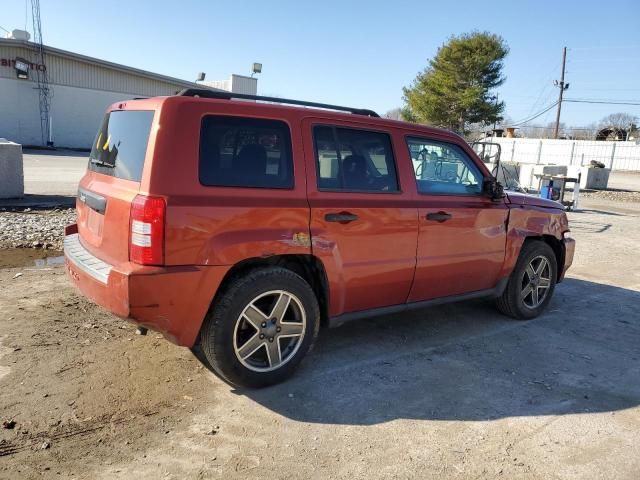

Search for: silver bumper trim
xmin=64 ymin=234 xmax=112 ymax=284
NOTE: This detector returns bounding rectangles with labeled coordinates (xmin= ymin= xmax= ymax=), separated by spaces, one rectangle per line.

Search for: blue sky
xmin=3 ymin=0 xmax=639 ymax=127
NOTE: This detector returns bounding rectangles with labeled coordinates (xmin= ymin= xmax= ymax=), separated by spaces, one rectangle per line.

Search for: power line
xmin=510 ymin=101 xmax=559 ymax=126
xmin=566 ymin=97 xmax=640 ymax=102
xmin=510 ymin=98 xmax=640 ymax=129
xmin=517 ymin=125 xmax=598 ymax=131
xmin=509 ymin=44 xmax=639 ymax=130
xmin=522 ymin=59 xmax=562 ymax=119
xmin=569 ymin=45 xmax=640 ymax=50
xmin=578 ymin=88 xmax=640 ymax=92
xmin=0 ymin=25 xmax=11 ymax=34
xmin=564 ymin=99 xmax=640 ymax=106
xmin=569 ymin=58 xmax=639 ymax=63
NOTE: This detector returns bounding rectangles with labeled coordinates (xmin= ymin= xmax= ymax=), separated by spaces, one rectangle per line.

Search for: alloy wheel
xmin=233 ymin=290 xmax=306 ymax=372
xmin=520 ymin=255 xmax=552 ymax=309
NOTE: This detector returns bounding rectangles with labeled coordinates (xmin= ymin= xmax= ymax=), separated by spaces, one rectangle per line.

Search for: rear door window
xmin=313 ymin=126 xmax=399 ymax=192
xmin=88 ymin=110 xmax=154 ymax=182
xmin=199 ymin=116 xmax=293 ymax=189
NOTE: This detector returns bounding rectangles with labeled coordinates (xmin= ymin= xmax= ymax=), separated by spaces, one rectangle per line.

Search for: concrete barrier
xmin=0 ymin=139 xmax=24 ymax=199
xmin=579 ymin=167 xmax=611 ymax=189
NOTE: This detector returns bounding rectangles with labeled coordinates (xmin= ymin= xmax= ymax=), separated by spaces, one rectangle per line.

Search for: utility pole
xmin=553 ymin=47 xmax=569 ymax=139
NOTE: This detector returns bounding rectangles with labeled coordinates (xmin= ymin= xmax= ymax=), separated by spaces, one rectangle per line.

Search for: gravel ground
xmin=0 ymin=209 xmax=76 ymax=249
xmin=579 ymin=189 xmax=640 ymax=203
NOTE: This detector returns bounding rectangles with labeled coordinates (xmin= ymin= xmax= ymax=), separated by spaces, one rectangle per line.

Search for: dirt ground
xmin=1 ymin=197 xmax=639 ymax=479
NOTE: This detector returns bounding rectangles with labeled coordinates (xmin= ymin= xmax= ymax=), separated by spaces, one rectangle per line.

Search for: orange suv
xmin=64 ymin=89 xmax=575 ymax=387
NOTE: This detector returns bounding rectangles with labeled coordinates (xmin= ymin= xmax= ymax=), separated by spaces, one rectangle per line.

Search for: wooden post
xmin=553 ymin=47 xmax=567 ymax=139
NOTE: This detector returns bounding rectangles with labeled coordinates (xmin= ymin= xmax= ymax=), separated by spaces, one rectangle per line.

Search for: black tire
xmin=200 ymin=267 xmax=320 ymax=388
xmin=496 ymin=240 xmax=558 ymax=320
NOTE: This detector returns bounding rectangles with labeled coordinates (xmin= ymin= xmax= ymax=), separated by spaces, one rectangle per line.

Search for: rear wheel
xmin=200 ymin=267 xmax=320 ymax=388
xmin=496 ymin=241 xmax=557 ymax=320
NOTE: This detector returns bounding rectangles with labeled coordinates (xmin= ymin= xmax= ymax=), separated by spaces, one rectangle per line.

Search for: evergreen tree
xmin=403 ymin=32 xmax=509 ymax=135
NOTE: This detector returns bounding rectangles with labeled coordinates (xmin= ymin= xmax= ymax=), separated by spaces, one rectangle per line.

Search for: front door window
xmin=407 ymin=137 xmax=483 ymax=196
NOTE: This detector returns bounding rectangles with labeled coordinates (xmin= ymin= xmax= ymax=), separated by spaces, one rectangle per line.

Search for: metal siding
xmin=0 ymin=43 xmax=186 ymax=96
xmin=230 ymin=75 xmax=258 ymax=95
xmin=0 ymin=43 xmax=194 ymax=148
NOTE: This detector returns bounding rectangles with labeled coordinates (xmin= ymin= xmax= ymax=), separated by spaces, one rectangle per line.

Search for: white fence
xmin=486 ymin=138 xmax=640 ymax=171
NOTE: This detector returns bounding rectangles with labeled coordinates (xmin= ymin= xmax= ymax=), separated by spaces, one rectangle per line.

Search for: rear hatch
xmin=77 ymin=109 xmax=155 ymax=267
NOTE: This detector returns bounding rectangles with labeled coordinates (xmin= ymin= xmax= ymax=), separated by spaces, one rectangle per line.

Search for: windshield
xmin=88 ymin=110 xmax=154 ymax=182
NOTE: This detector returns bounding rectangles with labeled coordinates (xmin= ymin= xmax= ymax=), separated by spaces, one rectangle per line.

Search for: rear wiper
xmin=90 ymin=158 xmax=115 ymax=168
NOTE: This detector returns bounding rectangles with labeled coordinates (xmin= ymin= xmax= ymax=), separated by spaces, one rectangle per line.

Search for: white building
xmin=202 ymin=74 xmax=257 ymax=96
xmin=0 ymin=34 xmax=253 ymax=149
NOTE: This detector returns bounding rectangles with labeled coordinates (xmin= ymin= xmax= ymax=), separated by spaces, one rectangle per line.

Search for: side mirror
xmin=483 ymin=178 xmax=505 ymax=200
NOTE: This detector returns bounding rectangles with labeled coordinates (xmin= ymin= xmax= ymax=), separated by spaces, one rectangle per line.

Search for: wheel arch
xmin=504 ymin=207 xmax=569 ymax=284
xmin=523 ymin=235 xmax=565 ymax=283
xmin=201 ymin=255 xmax=330 ymax=341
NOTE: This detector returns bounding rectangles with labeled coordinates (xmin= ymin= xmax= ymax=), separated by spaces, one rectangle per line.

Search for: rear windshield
xmin=88 ymin=110 xmax=154 ymax=181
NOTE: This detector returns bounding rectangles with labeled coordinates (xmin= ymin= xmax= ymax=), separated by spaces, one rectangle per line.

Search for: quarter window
xmin=199 ymin=116 xmax=293 ymax=189
xmin=313 ymin=126 xmax=399 ymax=192
xmin=407 ymin=138 xmax=483 ymax=195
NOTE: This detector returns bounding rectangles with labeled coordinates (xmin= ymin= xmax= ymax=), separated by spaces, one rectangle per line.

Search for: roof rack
xmin=176 ymin=88 xmax=380 ymax=118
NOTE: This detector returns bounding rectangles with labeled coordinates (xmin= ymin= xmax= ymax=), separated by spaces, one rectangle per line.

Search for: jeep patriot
xmin=64 ymin=89 xmax=575 ymax=387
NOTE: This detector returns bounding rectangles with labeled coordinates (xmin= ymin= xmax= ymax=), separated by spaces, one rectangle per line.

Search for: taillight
xmin=130 ymin=195 xmax=165 ymax=265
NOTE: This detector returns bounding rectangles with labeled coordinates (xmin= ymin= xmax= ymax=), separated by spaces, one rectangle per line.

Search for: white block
xmin=580 ymin=167 xmax=610 ymax=189
xmin=0 ymin=139 xmax=24 ymax=199
xmin=539 ymin=165 xmax=568 ymax=177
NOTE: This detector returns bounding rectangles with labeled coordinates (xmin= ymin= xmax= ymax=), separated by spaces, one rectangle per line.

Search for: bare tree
xmin=499 ymin=114 xmax=514 ymax=127
xmin=598 ymin=112 xmax=638 ymax=129
xmin=571 ymin=123 xmax=599 ymax=141
xmin=519 ymin=122 xmax=567 ymax=139
xmin=519 ymin=124 xmax=542 ymax=138
xmin=383 ymin=108 xmax=403 ymax=120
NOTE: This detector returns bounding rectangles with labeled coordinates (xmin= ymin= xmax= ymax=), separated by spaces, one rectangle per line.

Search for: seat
xmin=342 ymin=154 xmax=369 ymax=190
xmin=200 ymin=142 xmax=220 ymax=184
xmin=237 ymin=144 xmax=268 ymax=185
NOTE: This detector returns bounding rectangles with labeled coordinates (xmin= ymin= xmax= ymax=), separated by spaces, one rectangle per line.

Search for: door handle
xmin=426 ymin=211 xmax=452 ymax=223
xmin=325 ymin=212 xmax=359 ymax=223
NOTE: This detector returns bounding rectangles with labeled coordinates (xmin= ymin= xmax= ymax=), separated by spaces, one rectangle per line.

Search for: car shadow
xmin=576 ymin=208 xmax=636 ymax=217
xmin=209 ymin=278 xmax=640 ymax=425
xmin=568 ymin=220 xmax=612 ymax=233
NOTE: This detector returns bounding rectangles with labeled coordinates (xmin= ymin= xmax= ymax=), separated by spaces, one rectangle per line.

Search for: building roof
xmin=0 ymin=38 xmax=214 ymax=90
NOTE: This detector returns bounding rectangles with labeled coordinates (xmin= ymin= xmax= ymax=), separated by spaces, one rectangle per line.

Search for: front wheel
xmin=200 ymin=267 xmax=320 ymax=388
xmin=496 ymin=241 xmax=558 ymax=320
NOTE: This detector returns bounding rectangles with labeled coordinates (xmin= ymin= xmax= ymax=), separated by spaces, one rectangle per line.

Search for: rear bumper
xmin=64 ymin=228 xmax=229 ymax=347
xmin=560 ymin=236 xmax=575 ymax=281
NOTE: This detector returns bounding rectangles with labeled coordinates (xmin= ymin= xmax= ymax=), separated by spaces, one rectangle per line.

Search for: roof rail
xmin=176 ymin=88 xmax=380 ymax=118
